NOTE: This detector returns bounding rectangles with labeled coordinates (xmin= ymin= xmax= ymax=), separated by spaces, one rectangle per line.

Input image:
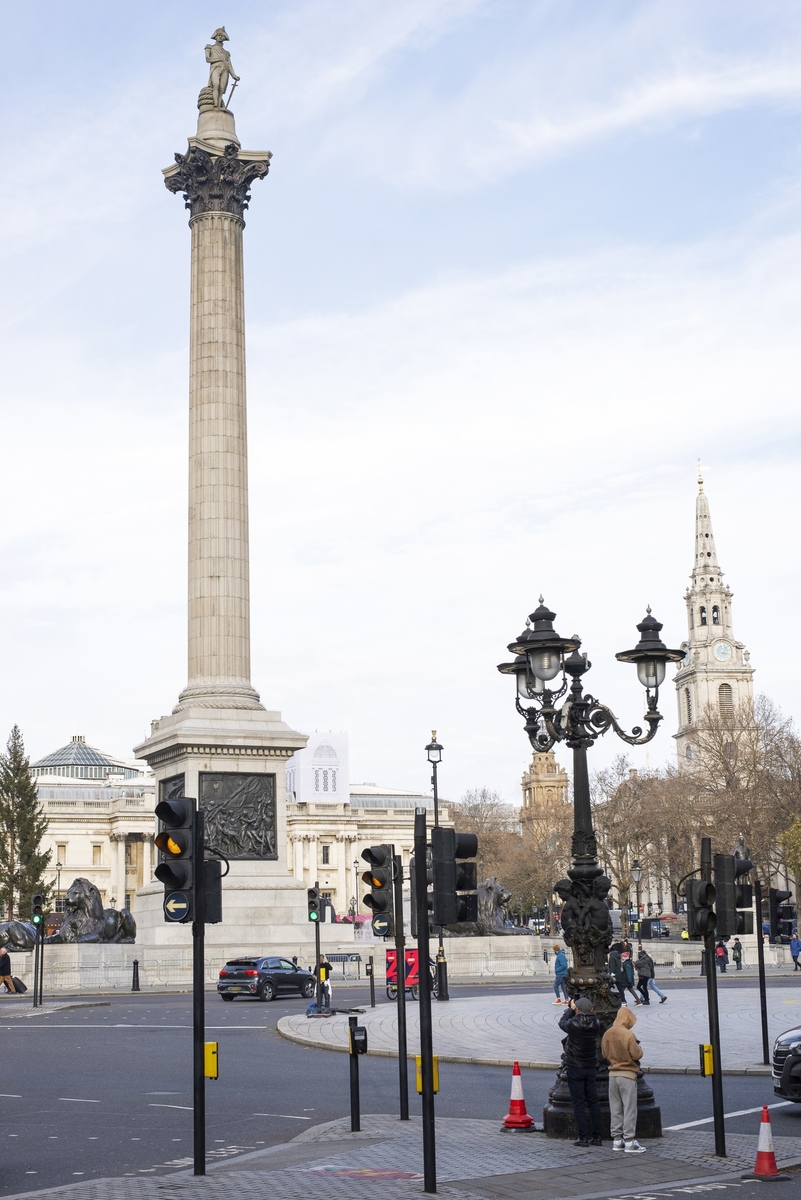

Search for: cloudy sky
xmin=1 ymin=1 xmax=799 ymax=802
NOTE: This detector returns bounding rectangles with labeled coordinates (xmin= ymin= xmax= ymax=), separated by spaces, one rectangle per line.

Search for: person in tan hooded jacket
xmin=601 ymin=1006 xmax=645 ymax=1153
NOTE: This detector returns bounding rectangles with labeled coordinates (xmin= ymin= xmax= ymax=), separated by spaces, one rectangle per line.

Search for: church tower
xmin=674 ymin=469 xmax=754 ymax=767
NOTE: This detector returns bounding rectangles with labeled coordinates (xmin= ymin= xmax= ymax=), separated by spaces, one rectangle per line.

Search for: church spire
xmin=674 ymin=470 xmax=754 ymax=769
xmin=692 ymin=466 xmax=723 ymax=589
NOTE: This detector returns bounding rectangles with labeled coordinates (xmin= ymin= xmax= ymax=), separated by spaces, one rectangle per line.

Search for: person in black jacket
xmin=558 ymin=996 xmax=602 ymax=1146
xmin=0 ymin=950 xmax=16 ymax=993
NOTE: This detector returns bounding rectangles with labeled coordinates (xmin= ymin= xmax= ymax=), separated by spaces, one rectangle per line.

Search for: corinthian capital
xmin=165 ymin=143 xmax=270 ymax=220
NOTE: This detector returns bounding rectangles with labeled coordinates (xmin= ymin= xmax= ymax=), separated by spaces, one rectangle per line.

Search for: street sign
xmin=372 ymin=913 xmax=393 ymax=937
xmin=164 ymin=891 xmax=190 ymax=921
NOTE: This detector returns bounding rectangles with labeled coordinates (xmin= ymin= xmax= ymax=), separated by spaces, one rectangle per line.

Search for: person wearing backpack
xmin=731 ymin=938 xmax=744 ymax=971
xmin=715 ymin=940 xmax=728 ymax=973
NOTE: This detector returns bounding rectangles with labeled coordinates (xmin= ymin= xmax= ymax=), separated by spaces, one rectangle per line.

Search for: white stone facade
xmin=31 ymin=736 xmax=156 ymax=913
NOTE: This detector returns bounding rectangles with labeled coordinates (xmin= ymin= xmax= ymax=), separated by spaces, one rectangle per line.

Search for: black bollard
xmin=132 ymin=959 xmax=140 ymax=992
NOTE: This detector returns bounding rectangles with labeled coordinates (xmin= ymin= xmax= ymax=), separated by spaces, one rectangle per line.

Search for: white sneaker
xmin=612 ymin=1138 xmax=625 ymax=1150
xmin=624 ymin=1140 xmax=646 ymax=1154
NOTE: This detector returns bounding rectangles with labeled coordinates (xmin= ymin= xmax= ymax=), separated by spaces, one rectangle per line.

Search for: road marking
xmin=59 ymin=1098 xmax=100 ymax=1104
xmin=149 ymin=1103 xmax=193 ymax=1111
xmin=665 ymin=1100 xmax=794 ymax=1130
xmin=0 ymin=1094 xmax=21 ymax=1098
xmin=253 ymin=1113 xmax=311 ymax=1120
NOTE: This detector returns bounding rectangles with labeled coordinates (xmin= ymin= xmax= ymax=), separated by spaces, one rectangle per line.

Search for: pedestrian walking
xmin=608 ymin=945 xmax=627 ymax=1007
xmin=558 ymin=997 xmax=603 ymax=1147
xmin=635 ymin=951 xmax=651 ymax=1005
xmin=314 ymin=954 xmax=332 ymax=1009
xmin=601 ymin=1006 xmax=646 ymax=1154
xmin=715 ymin=940 xmax=728 ymax=973
xmin=552 ymin=945 xmax=569 ymax=1004
xmin=790 ymin=933 xmax=801 ymax=972
xmin=731 ymin=938 xmax=744 ymax=971
xmin=0 ymin=949 xmax=16 ymax=993
xmin=635 ymin=948 xmax=667 ymax=1004
xmin=620 ymin=951 xmax=641 ymax=1005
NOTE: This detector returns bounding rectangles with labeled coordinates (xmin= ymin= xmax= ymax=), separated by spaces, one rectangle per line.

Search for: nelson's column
xmin=134 ymin=30 xmax=313 ymax=950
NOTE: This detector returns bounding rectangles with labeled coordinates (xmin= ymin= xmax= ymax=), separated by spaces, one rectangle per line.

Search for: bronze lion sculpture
xmin=45 ymin=877 xmax=136 ymax=944
xmin=444 ymin=876 xmax=535 ymax=937
xmin=0 ymin=921 xmax=38 ymax=951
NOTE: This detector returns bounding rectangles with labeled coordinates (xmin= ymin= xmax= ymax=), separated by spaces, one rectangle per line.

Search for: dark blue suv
xmin=217 ymin=956 xmax=316 ymax=1002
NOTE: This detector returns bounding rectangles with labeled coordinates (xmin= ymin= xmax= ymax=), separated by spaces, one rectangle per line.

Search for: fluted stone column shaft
xmin=178 ymin=209 xmax=260 ymax=709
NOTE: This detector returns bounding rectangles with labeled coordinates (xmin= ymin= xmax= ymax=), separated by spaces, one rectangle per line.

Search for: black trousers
xmin=637 ymin=978 xmax=650 ymax=1003
xmin=566 ymin=1066 xmax=602 ymax=1140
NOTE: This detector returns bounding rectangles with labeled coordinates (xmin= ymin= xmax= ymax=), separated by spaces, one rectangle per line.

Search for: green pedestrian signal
xmin=31 ymin=893 xmax=44 ymax=926
xmin=307 ymin=886 xmax=321 ymax=922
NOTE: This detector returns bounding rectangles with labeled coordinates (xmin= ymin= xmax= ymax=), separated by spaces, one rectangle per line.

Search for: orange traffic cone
xmin=742 ymin=1105 xmax=790 ymax=1181
xmin=501 ymin=1061 xmax=536 ymax=1131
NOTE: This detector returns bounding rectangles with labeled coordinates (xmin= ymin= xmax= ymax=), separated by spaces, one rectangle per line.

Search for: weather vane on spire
xmin=697 ymin=458 xmax=704 ymax=493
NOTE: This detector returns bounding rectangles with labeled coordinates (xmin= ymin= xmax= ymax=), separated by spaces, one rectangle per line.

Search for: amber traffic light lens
xmin=155 ymin=830 xmax=189 ymax=857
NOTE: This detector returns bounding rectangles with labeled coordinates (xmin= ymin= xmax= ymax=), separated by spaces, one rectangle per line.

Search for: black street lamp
xmin=425 ymin=732 xmax=449 ymax=1001
xmin=352 ymin=859 xmax=360 ymax=915
xmin=55 ymin=860 xmax=63 ymax=912
xmin=425 ymin=733 xmax=443 ymax=827
xmin=631 ymin=859 xmax=643 ymax=947
xmin=498 ymin=599 xmax=681 ymax=1138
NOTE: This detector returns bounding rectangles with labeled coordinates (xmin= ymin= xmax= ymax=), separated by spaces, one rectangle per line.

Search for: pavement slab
xmin=278 ymin=990 xmax=801 ymax=1073
xmin=4 ymin=1115 xmax=801 ymax=1200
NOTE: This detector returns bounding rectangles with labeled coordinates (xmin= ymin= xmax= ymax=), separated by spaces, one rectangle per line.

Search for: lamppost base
xmin=436 ymin=958 xmax=449 ymax=1002
xmin=542 ymin=1067 xmax=662 ymax=1139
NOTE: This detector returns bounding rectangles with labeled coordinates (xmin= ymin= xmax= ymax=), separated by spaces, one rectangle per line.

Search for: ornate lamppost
xmin=55 ymin=860 xmax=63 ymax=912
xmin=498 ymin=600 xmax=681 ymax=1137
xmin=425 ymin=732 xmax=450 ymax=1001
xmin=631 ymin=859 xmax=643 ymax=947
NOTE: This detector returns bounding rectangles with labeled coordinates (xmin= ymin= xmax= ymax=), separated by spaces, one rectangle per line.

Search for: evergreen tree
xmin=0 ymin=726 xmax=51 ymax=919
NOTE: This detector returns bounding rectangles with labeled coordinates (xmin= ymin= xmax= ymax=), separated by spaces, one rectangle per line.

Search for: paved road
xmin=281 ymin=979 xmax=801 ymax=1072
xmin=1 ymin=984 xmax=800 ymax=1196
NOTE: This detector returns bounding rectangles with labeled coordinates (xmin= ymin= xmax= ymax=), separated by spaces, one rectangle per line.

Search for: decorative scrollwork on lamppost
xmin=497 ymin=599 xmax=681 ymax=1139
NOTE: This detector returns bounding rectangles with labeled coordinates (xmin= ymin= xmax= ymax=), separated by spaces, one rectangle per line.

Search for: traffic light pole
xmin=754 ymin=878 xmax=770 ymax=1066
xmin=414 ymin=808 xmax=436 ymax=1194
xmin=701 ymin=837 xmax=725 ymax=1158
xmin=193 ymin=809 xmax=206 ymax=1177
xmin=314 ymin=880 xmax=322 ymax=1011
xmin=32 ymin=923 xmax=41 ymax=1008
xmin=392 ymin=852 xmax=409 ymax=1121
xmin=38 ymin=921 xmax=44 ymax=1004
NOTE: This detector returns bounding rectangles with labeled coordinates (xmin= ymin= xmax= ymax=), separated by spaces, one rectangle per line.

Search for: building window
xmin=685 ymin=688 xmax=692 ymax=725
xmin=54 ymin=897 xmax=66 ymax=913
xmin=314 ymin=770 xmax=320 ymax=792
xmin=321 ymin=844 xmax=330 ymax=864
xmin=700 ymin=606 xmax=707 ymax=626
xmin=56 ymin=843 xmax=67 ymax=864
xmin=124 ymin=893 xmax=131 ymax=910
xmin=323 ymin=770 xmax=329 ymax=793
xmin=331 ymin=770 xmax=337 ymax=792
xmin=685 ymin=746 xmax=693 ymax=761
xmin=712 ymin=605 xmax=720 ymax=625
xmin=92 ymin=845 xmax=102 ymax=867
xmin=124 ymin=842 xmax=133 ymax=866
xmin=719 ymin=683 xmax=734 ymax=713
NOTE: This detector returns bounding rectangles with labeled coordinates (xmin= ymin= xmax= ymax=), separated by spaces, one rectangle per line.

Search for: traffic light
xmin=361 ymin=845 xmax=395 ymax=937
xmin=410 ymin=847 xmax=434 ymax=938
xmin=154 ymin=795 xmax=196 ymax=922
xmin=31 ymin=893 xmax=44 ymax=928
xmin=714 ymin=853 xmax=754 ymax=938
xmin=307 ymin=886 xmax=320 ymax=922
xmin=769 ymin=888 xmax=794 ymax=943
xmin=431 ymin=828 xmax=479 ymax=926
xmin=686 ymin=879 xmax=716 ymax=938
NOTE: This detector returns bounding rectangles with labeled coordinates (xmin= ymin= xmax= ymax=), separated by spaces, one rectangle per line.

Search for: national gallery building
xmin=33 ymin=732 xmax=445 ymax=919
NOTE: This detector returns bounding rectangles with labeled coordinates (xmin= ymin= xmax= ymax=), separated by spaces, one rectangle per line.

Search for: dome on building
xmin=312 ymin=744 xmax=339 ymax=763
xmin=31 ymin=735 xmax=142 ymax=781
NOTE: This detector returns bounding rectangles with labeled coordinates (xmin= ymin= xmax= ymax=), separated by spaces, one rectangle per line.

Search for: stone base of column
xmin=133 ymin=703 xmax=315 ymax=949
xmin=174 ymin=681 xmax=264 ymax=711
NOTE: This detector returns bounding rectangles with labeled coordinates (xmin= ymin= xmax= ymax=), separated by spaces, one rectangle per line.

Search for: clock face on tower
xmin=713 ymin=641 xmax=732 ymax=662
